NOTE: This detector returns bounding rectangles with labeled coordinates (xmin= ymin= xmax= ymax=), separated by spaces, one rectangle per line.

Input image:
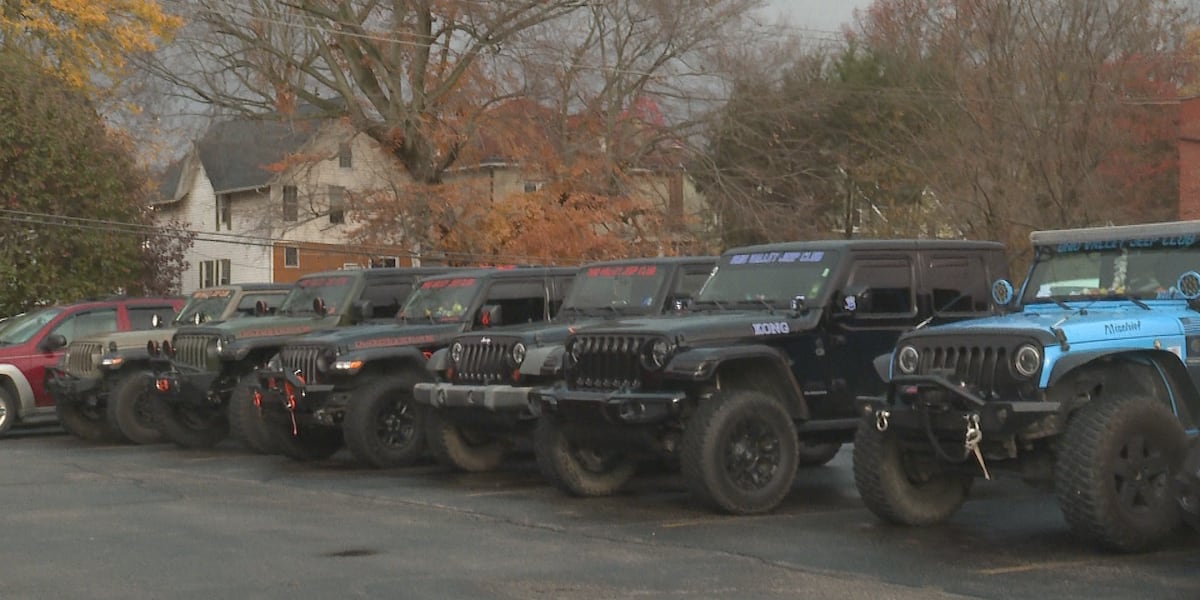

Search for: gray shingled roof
xmin=196 ymin=116 xmax=322 ymax=193
xmin=155 ymin=157 xmax=185 ymax=204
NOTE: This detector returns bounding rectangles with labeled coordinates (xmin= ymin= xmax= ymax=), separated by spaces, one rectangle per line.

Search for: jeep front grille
xmin=174 ymin=333 xmax=217 ymax=370
xmin=906 ymin=337 xmax=1040 ymax=399
xmin=280 ymin=344 xmax=327 ymax=385
xmin=67 ymin=342 xmax=103 ymax=377
xmin=567 ymin=334 xmax=648 ymax=391
xmin=453 ymin=340 xmax=516 ymax=385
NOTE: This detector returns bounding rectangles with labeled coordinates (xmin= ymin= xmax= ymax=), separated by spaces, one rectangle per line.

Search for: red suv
xmin=0 ymin=297 xmax=184 ymax=437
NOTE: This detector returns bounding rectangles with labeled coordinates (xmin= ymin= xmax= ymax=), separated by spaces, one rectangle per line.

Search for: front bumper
xmin=44 ymin=368 xmax=103 ymax=404
xmin=413 ymin=382 xmax=535 ymax=413
xmin=148 ymin=361 xmax=221 ymax=408
xmin=534 ymin=387 xmax=687 ymax=425
xmin=856 ymin=374 xmax=1060 ymax=441
xmin=255 ymin=368 xmax=342 ymax=426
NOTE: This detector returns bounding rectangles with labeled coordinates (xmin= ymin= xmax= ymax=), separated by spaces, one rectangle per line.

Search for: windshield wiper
xmin=1107 ymin=292 xmax=1151 ymax=311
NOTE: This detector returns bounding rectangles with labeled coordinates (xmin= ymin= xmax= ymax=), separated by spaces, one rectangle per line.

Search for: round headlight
xmin=449 ymin=341 xmax=464 ymax=364
xmin=511 ymin=342 xmax=527 ymax=367
xmin=316 ymin=349 xmax=337 ymax=372
xmin=267 ymin=353 xmax=283 ymax=371
xmin=642 ymin=338 xmax=672 ymax=370
xmin=215 ymin=337 xmax=226 ymax=354
xmin=1014 ymin=344 xmax=1041 ymax=378
xmin=896 ymin=345 xmax=919 ymax=374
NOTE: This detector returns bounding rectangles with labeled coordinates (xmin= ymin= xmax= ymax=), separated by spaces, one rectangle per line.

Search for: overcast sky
xmin=762 ymin=0 xmax=874 ymax=32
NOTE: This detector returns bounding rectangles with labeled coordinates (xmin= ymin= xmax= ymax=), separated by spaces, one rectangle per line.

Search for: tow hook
xmin=875 ymin=409 xmax=890 ymax=432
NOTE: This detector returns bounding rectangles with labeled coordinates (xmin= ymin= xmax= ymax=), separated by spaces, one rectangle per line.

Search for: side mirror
xmin=838 ymin=285 xmax=868 ymax=315
xmin=312 ymin=297 xmax=327 ymax=316
xmin=41 ymin=333 xmax=67 ymax=352
xmin=670 ymin=293 xmax=693 ymax=312
xmin=254 ymin=300 xmax=268 ymax=317
xmin=991 ymin=279 xmax=1015 ymax=306
xmin=351 ymin=299 xmax=373 ymax=321
xmin=477 ymin=304 xmax=503 ymax=328
xmin=151 ymin=314 xmax=163 ymax=329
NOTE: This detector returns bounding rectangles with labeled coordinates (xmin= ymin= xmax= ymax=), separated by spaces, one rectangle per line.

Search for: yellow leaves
xmin=0 ymin=0 xmax=181 ymax=95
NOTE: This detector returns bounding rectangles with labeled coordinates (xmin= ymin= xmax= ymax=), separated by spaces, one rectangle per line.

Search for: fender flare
xmin=664 ymin=344 xmax=809 ymax=420
xmin=0 ymin=364 xmax=35 ymax=418
xmin=1048 ymin=348 xmax=1200 ymax=428
xmin=342 ymin=345 xmax=430 ymax=372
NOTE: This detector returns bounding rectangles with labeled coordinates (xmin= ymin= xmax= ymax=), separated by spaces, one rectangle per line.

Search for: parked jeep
xmin=412 ymin=257 xmax=716 ymax=472
xmin=534 ymin=240 xmax=1007 ymax=514
xmin=46 ymin=284 xmax=288 ymax=444
xmin=254 ymin=267 xmax=575 ymax=467
xmin=855 ymin=220 xmax=1200 ymax=552
xmin=0 ymin=296 xmax=184 ymax=438
xmin=149 ymin=267 xmax=449 ymax=450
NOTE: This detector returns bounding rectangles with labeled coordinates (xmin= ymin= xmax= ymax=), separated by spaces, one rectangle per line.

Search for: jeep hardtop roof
xmin=1030 ymin=219 xmax=1200 ymax=246
xmin=296 ymin=266 xmax=453 ymax=282
xmin=218 ymin=282 xmax=290 ymax=292
xmin=579 ymin=256 xmax=716 ymax=267
xmin=728 ymin=239 xmax=1005 ymax=254
xmin=418 ymin=266 xmax=577 ymax=281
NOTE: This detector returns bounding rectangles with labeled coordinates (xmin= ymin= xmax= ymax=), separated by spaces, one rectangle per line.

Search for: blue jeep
xmin=855 ymin=220 xmax=1200 ymax=552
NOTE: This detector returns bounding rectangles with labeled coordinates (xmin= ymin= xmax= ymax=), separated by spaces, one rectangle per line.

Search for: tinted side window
xmin=128 ymin=305 xmax=174 ymax=330
xmin=846 ymin=258 xmax=915 ymax=316
xmin=51 ymin=309 xmax=118 ymax=344
xmin=925 ymin=255 xmax=989 ymax=314
xmin=482 ymin=281 xmax=547 ymax=325
xmin=363 ymin=279 xmax=415 ymax=318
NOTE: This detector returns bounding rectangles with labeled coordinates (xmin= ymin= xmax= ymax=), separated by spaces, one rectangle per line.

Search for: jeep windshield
xmin=696 ymin=250 xmax=838 ymax=309
xmin=562 ymin=264 xmax=669 ymax=316
xmin=398 ymin=277 xmax=481 ymax=323
xmin=174 ymin=288 xmax=235 ymax=325
xmin=279 ymin=275 xmax=356 ymax=316
xmin=0 ymin=307 xmax=63 ymax=345
xmin=1020 ymin=236 xmax=1200 ymax=306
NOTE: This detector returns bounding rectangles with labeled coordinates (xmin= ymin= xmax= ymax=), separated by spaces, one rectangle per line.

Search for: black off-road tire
xmin=343 ymin=372 xmax=426 ymax=468
xmin=1055 ymin=396 xmax=1187 ymax=553
xmin=56 ymin=396 xmax=123 ymax=443
xmin=154 ymin=396 xmax=230 ymax=449
xmin=681 ymin=390 xmax=799 ymax=514
xmin=426 ymin=409 xmax=508 ymax=472
xmin=107 ymin=371 xmax=163 ymax=445
xmin=271 ymin=425 xmax=344 ymax=461
xmin=797 ymin=441 xmax=842 ymax=467
xmin=0 ymin=387 xmax=17 ymax=437
xmin=534 ymin=416 xmax=636 ymax=497
xmin=227 ymin=375 xmax=276 ymax=454
xmin=853 ymin=421 xmax=974 ymax=526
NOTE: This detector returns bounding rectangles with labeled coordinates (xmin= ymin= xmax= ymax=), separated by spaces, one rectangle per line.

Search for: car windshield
xmin=563 ymin=264 xmax=669 ymax=315
xmin=1021 ymin=236 xmax=1200 ymax=304
xmin=697 ymin=250 xmax=839 ymax=307
xmin=399 ymin=277 xmax=481 ymax=323
xmin=174 ymin=288 xmax=235 ymax=325
xmin=279 ymin=275 xmax=357 ymax=316
xmin=0 ymin=307 xmax=63 ymax=345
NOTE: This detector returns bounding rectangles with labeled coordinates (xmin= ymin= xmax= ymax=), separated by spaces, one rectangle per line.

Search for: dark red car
xmin=0 ymin=297 xmax=184 ymax=437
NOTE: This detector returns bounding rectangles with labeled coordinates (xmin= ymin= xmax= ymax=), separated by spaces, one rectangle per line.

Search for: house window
xmin=371 ymin=257 xmax=398 ymax=268
xmin=338 ymin=142 xmax=353 ymax=169
xmin=329 ymin=186 xmax=345 ymax=224
xmin=284 ymin=246 xmax=299 ymax=268
xmin=200 ymin=259 xmax=232 ymax=287
xmin=524 ymin=181 xmax=544 ymax=193
xmin=283 ymin=185 xmax=298 ymax=222
xmin=216 ymin=194 xmax=231 ymax=230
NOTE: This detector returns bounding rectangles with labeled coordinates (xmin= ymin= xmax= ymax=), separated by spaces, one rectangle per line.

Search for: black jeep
xmin=412 ymin=257 xmax=717 ymax=472
xmin=254 ymin=267 xmax=576 ymax=467
xmin=148 ymin=267 xmax=449 ymax=450
xmin=534 ymin=240 xmax=1007 ymax=514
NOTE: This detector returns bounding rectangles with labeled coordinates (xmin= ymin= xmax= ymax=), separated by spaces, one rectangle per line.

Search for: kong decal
xmin=753 ymin=322 xmax=790 ymax=335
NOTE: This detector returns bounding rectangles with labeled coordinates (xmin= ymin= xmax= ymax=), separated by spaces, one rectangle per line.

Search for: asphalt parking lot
xmin=2 ymin=427 xmax=1197 ymax=600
